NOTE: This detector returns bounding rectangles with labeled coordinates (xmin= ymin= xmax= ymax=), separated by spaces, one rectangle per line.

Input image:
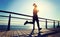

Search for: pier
xmin=0 ymin=10 xmax=60 ymax=37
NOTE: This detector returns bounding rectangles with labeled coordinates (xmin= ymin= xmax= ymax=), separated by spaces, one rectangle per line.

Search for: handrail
xmin=0 ymin=15 xmax=56 ymax=23
xmin=0 ymin=15 xmax=32 ymax=20
xmin=0 ymin=10 xmax=60 ymax=21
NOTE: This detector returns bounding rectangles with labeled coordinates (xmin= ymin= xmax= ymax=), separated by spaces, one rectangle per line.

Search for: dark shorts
xmin=33 ymin=15 xmax=39 ymax=23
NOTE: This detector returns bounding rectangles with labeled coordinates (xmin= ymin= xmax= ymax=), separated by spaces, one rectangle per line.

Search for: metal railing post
xmin=57 ymin=21 xmax=60 ymax=28
xmin=7 ymin=13 xmax=11 ymax=31
xmin=46 ymin=19 xmax=47 ymax=29
xmin=53 ymin=20 xmax=55 ymax=28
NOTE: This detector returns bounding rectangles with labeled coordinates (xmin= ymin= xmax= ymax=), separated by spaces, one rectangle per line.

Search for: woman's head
xmin=33 ymin=3 xmax=37 ymax=7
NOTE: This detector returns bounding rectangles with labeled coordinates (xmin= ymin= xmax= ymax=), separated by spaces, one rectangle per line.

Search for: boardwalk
xmin=0 ymin=28 xmax=60 ymax=37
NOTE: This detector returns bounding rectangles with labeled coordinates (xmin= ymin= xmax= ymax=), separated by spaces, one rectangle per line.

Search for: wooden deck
xmin=0 ymin=28 xmax=60 ymax=37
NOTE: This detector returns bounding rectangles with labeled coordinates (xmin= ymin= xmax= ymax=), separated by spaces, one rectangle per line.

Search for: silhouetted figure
xmin=24 ymin=3 xmax=41 ymax=36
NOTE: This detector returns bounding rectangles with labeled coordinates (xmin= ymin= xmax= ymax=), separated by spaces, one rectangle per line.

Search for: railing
xmin=0 ymin=10 xmax=60 ymax=31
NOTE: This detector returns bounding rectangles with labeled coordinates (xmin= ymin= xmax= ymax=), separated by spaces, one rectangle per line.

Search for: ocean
xmin=0 ymin=25 xmax=31 ymax=30
xmin=0 ymin=24 xmax=58 ymax=30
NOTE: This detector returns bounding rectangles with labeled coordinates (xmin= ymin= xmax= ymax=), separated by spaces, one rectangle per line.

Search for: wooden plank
xmin=5 ymin=31 xmax=14 ymax=37
xmin=17 ymin=30 xmax=26 ymax=37
xmin=13 ymin=30 xmax=19 ymax=37
xmin=0 ymin=31 xmax=7 ymax=37
xmin=5 ymin=31 xmax=10 ymax=37
xmin=0 ymin=31 xmax=5 ymax=37
xmin=10 ymin=30 xmax=14 ymax=37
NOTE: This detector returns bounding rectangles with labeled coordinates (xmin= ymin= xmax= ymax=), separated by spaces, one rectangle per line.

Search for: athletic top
xmin=33 ymin=8 xmax=38 ymax=16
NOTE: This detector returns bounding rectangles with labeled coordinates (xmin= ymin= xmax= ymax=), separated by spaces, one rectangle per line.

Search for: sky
xmin=0 ymin=0 xmax=60 ymax=29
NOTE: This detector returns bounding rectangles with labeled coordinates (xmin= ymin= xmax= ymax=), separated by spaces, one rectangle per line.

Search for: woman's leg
xmin=30 ymin=19 xmax=35 ymax=35
xmin=36 ymin=18 xmax=41 ymax=32
xmin=24 ymin=19 xmax=35 ymax=30
xmin=36 ymin=20 xmax=40 ymax=31
xmin=24 ymin=16 xmax=35 ymax=25
xmin=24 ymin=21 xmax=33 ymax=25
